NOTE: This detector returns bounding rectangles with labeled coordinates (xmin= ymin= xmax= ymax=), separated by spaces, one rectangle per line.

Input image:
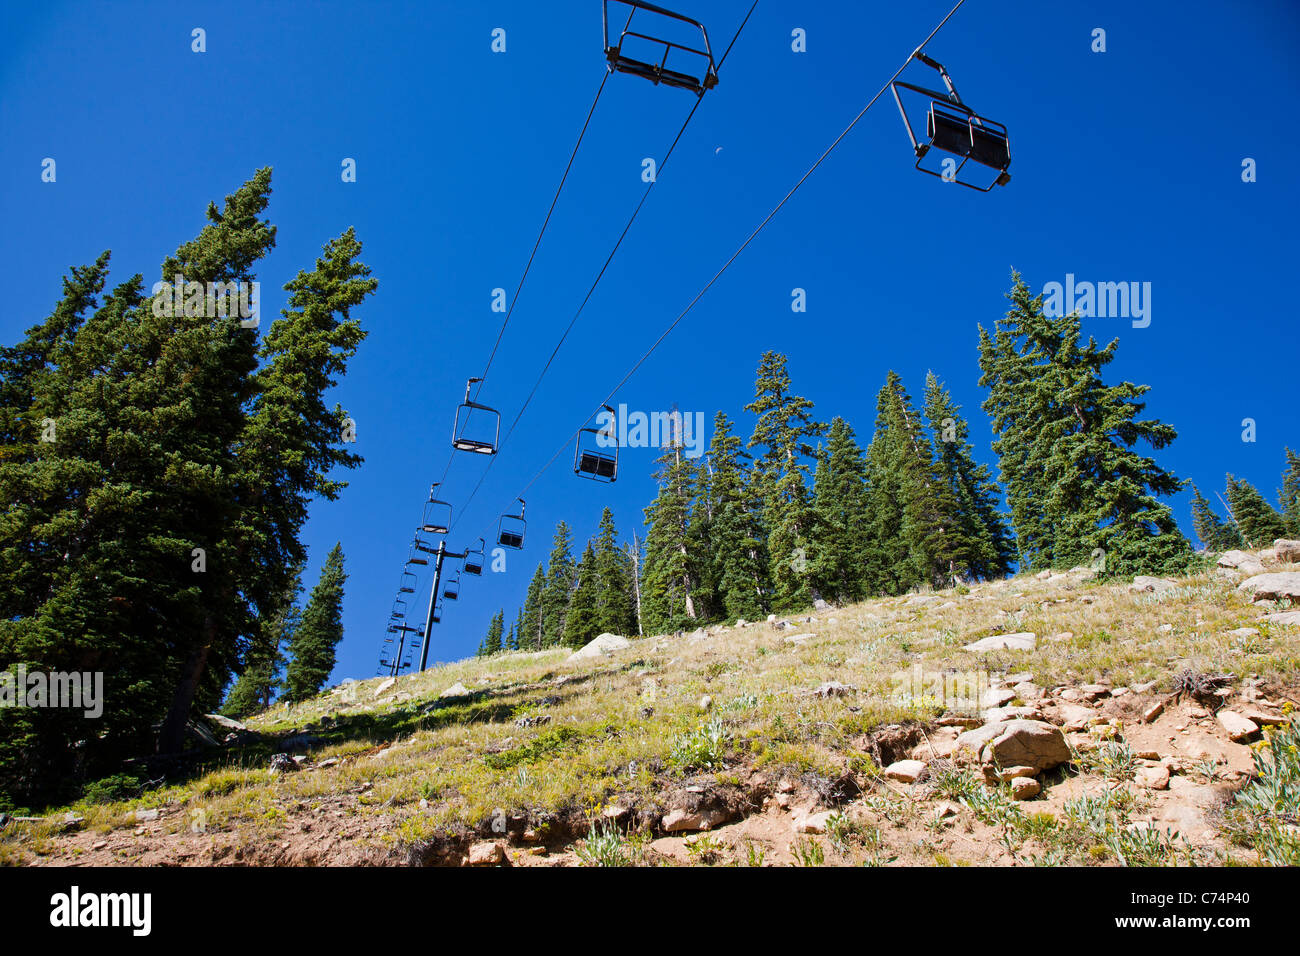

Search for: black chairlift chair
xmin=603 ymin=0 xmax=718 ymax=96
xmin=392 ymin=596 xmax=409 ymax=620
xmin=889 ymin=50 xmax=1011 ymax=192
xmin=406 ymin=539 xmax=429 ymax=567
xmin=497 ymin=498 xmax=526 ymax=550
xmin=431 ymin=601 xmax=443 ymax=625
xmin=413 ymin=533 xmax=438 ymax=556
xmin=452 ymin=378 xmax=501 ymax=455
xmin=421 ymin=483 xmax=452 ymax=534
xmin=463 ymin=538 xmax=485 ymax=576
xmin=399 ymin=570 xmax=417 ymax=594
xmin=442 ymin=571 xmax=461 ymax=602
xmin=574 ymin=404 xmax=618 ymax=482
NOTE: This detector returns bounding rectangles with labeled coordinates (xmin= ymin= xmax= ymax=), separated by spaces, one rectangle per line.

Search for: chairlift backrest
xmin=574 ymin=404 xmax=619 ymax=482
xmin=421 ymin=483 xmax=452 ymax=534
xmin=603 ymin=0 xmax=718 ymax=95
xmin=497 ymin=497 xmax=526 ymax=549
xmin=464 ymin=537 xmax=485 ymax=575
xmin=452 ymin=377 xmax=501 ymax=455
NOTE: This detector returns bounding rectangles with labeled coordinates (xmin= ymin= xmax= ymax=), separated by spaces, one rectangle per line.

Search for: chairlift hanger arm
xmin=911 ymin=49 xmax=962 ymax=104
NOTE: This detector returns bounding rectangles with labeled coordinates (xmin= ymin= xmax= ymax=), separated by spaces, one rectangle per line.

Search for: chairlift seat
xmin=577 ymin=449 xmax=618 ymax=480
xmin=498 ymin=528 xmax=524 ymax=549
xmin=927 ymin=103 xmax=1010 ymax=174
xmin=603 ymin=1 xmax=718 ymax=96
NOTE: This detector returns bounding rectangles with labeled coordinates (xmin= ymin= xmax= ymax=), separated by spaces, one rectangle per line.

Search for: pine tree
xmin=923 ymin=373 xmax=1016 ymax=581
xmin=519 ymin=564 xmax=546 ymax=649
xmin=482 ymin=609 xmax=504 ymax=656
xmin=811 ymin=417 xmax=875 ymax=602
xmin=591 ymin=508 xmax=636 ymax=636
xmin=1279 ymin=448 xmax=1300 ymax=538
xmin=1189 ymin=484 xmax=1242 ymax=552
xmin=698 ymin=412 xmax=766 ymax=620
xmin=746 ymin=352 xmax=825 ymax=610
xmin=563 ymin=543 xmax=601 ymax=647
xmin=979 ymin=272 xmax=1191 ymax=576
xmin=1226 ymin=475 xmax=1288 ymax=548
xmin=642 ymin=435 xmax=700 ymax=632
xmin=284 ymin=543 xmax=347 ymax=702
xmin=223 ymin=567 xmax=302 ymax=718
xmin=541 ymin=522 xmax=576 ymax=646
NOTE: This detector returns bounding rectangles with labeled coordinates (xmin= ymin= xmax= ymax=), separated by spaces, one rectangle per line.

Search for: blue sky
xmin=3 ymin=1 xmax=1298 ymax=681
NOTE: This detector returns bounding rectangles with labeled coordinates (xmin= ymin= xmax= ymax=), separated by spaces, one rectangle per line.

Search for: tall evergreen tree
xmin=563 ymin=542 xmax=601 ymax=647
xmin=811 ymin=417 xmax=875 ymax=602
xmin=481 ymin=609 xmax=504 ymax=656
xmin=1189 ymin=484 xmax=1243 ymax=552
xmin=541 ymin=522 xmax=576 ymax=646
xmin=1279 ymin=448 xmax=1300 ymax=538
xmin=223 ymin=566 xmax=302 ymax=718
xmin=519 ymin=564 xmax=546 ymax=649
xmin=746 ymin=352 xmax=825 ymax=610
xmin=1225 ymin=475 xmax=1288 ymax=548
xmin=590 ymin=508 xmax=636 ymax=636
xmin=697 ymin=412 xmax=766 ymax=620
xmin=978 ymin=272 xmax=1191 ymax=576
xmin=642 ymin=437 xmax=700 ymax=632
xmin=923 ymin=373 xmax=1016 ymax=582
xmin=283 ymin=543 xmax=347 ymax=703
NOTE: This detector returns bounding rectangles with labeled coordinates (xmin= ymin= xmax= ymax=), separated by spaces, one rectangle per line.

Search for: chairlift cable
xmin=464 ymin=0 xmax=969 ymax=538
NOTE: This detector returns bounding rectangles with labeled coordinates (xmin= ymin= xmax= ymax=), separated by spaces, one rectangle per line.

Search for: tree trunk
xmin=157 ymin=619 xmax=214 ymax=753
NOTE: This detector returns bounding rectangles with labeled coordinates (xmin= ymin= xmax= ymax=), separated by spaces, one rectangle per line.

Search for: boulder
xmin=792 ymin=810 xmax=834 ymax=834
xmin=373 ymin=677 xmax=396 ymax=697
xmin=466 ymin=841 xmax=506 ymax=866
xmin=1136 ymin=765 xmax=1171 ymax=790
xmin=1010 ymin=777 xmax=1041 ymax=800
xmin=1238 ymin=572 xmax=1300 ymax=602
xmin=884 ymin=759 xmax=927 ymax=784
xmin=1216 ymin=710 xmax=1259 ymax=742
xmin=954 ymin=719 xmax=1071 ymax=776
xmin=813 ymin=681 xmax=856 ymax=699
xmin=981 ymin=687 xmax=1017 ymax=709
xmin=963 ymin=632 xmax=1037 ymax=653
xmin=1264 ymin=610 xmax=1300 ymax=626
xmin=439 ymin=682 xmax=472 ymax=699
xmin=1130 ymin=575 xmax=1179 ymax=593
xmin=567 ymin=632 xmax=632 ymax=661
xmin=1218 ymin=550 xmax=1266 ymax=576
xmin=205 ymin=713 xmax=248 ymax=732
xmin=1274 ymin=539 xmax=1300 ymax=563
xmin=783 ymin=633 xmax=814 ymax=645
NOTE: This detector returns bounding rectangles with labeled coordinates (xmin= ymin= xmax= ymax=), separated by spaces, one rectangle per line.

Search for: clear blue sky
xmin=3 ymin=1 xmax=1298 ymax=682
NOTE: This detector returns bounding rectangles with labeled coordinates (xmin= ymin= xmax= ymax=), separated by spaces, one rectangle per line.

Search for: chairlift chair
xmin=442 ymin=571 xmax=461 ymax=601
xmin=421 ymin=483 xmax=452 ymax=534
xmin=413 ymin=533 xmax=438 ymax=555
xmin=463 ymin=538 xmax=486 ymax=576
xmin=431 ymin=602 xmax=442 ymax=625
xmin=452 ymin=378 xmax=501 ymax=455
xmin=603 ymin=0 xmax=718 ymax=96
xmin=889 ymin=50 xmax=1011 ymax=192
xmin=406 ymin=540 xmax=429 ymax=567
xmin=399 ymin=570 xmax=417 ymax=594
xmin=392 ymin=597 xmax=408 ymax=620
xmin=574 ymin=404 xmax=618 ymax=482
xmin=497 ymin=498 xmax=526 ymax=550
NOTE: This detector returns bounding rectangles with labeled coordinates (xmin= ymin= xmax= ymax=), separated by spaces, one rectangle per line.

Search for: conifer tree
xmin=978 ymin=273 xmax=1191 ymax=576
xmin=1189 ymin=484 xmax=1242 ymax=552
xmin=284 ymin=543 xmax=347 ymax=703
xmin=923 ymin=373 xmax=1016 ymax=581
xmin=1279 ymin=449 xmax=1300 ymax=538
xmin=698 ymin=412 xmax=766 ymax=620
xmin=223 ymin=568 xmax=302 ymax=718
xmin=811 ymin=417 xmax=875 ymax=602
xmin=563 ymin=543 xmax=601 ymax=647
xmin=746 ymin=352 xmax=825 ymax=610
xmin=482 ymin=609 xmax=504 ymax=656
xmin=541 ymin=522 xmax=576 ymax=645
xmin=519 ymin=564 xmax=546 ymax=649
xmin=591 ymin=508 xmax=636 ymax=636
xmin=642 ymin=436 xmax=700 ymax=632
xmin=1225 ymin=475 xmax=1288 ymax=548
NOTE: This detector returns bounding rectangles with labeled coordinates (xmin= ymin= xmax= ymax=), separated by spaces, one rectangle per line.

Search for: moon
xmin=715 ymin=146 xmax=723 ymax=154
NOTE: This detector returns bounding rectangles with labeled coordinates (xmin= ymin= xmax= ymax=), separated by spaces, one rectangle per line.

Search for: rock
xmin=995 ymin=765 xmax=1038 ymax=781
xmin=813 ymin=681 xmax=856 ymax=699
xmin=814 ymin=599 xmax=830 ymax=611
xmin=906 ymin=594 xmax=939 ymax=607
xmin=792 ymin=810 xmax=833 ymax=834
xmin=373 ymin=677 xmax=396 ymax=697
xmin=698 ymin=695 xmax=713 ymax=711
xmin=467 ymin=841 xmax=506 ymax=866
xmin=954 ymin=719 xmax=1071 ymax=776
xmin=1226 ymin=627 xmax=1260 ymax=640
xmin=204 ymin=713 xmax=248 ymax=732
xmin=981 ymin=687 xmax=1017 ymax=709
xmin=1274 ymin=539 xmax=1300 ymax=563
xmin=767 ymin=614 xmax=778 ymax=624
xmin=1035 ymin=569 xmax=1053 ymax=580
xmin=934 ymin=801 xmax=961 ymax=819
xmin=735 ymin=619 xmax=748 ymax=628
xmin=1216 ymin=711 xmax=1259 ymax=742
xmin=1238 ymin=572 xmax=1300 ymax=602
xmin=131 ymin=808 xmax=160 ymax=822
xmin=1136 ymin=765 xmax=1171 ymax=790
xmin=1054 ymin=702 xmax=1097 ymax=732
xmin=438 ymin=682 xmax=473 ymax=699
xmin=1013 ymin=681 xmax=1045 ymax=700
xmin=1131 ymin=575 xmax=1179 ymax=593
xmin=783 ymin=633 xmax=814 ymax=645
xmin=963 ymin=632 xmax=1037 ymax=653
xmin=1264 ymin=610 xmax=1300 ymax=626
xmin=1142 ymin=700 xmax=1166 ymax=723
xmin=0 ymin=812 xmax=7 ymax=830
xmin=661 ymin=807 xmax=731 ymax=832
xmin=268 ymin=753 xmax=297 ymax=775
xmin=1132 ymin=680 xmax=1159 ymax=694
xmin=1010 ymin=777 xmax=1041 ymax=800
xmin=62 ymin=813 xmax=85 ymax=831
xmin=567 ymin=633 xmax=632 ymax=661
xmin=1079 ymin=684 xmax=1111 ymax=700
xmin=1047 ymin=631 xmax=1074 ymax=643
xmin=1238 ymin=707 xmax=1289 ymax=727
xmin=884 ymin=759 xmax=927 ymax=783
xmin=515 ymin=714 xmax=551 ymax=728
xmin=1218 ymin=550 xmax=1267 ymax=576
xmin=985 ymin=706 xmax=1045 ymax=724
